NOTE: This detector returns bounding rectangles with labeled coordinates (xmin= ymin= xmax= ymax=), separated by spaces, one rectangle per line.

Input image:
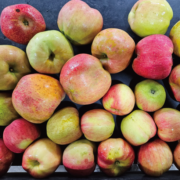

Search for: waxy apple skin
xmin=132 ymin=34 xmax=173 ymax=80
xmin=173 ymin=142 xmax=180 ymax=170
xmin=22 ymin=138 xmax=61 ymax=179
xmin=135 ymin=79 xmax=166 ymax=112
xmin=47 ymin=107 xmax=82 ymax=145
xmin=63 ymin=139 xmax=96 ymax=177
xmin=0 ymin=45 xmax=31 ymax=90
xmin=26 ymin=30 xmax=74 ymax=74
xmin=91 ymin=28 xmax=135 ymax=74
xmin=12 ymin=74 xmax=65 ymax=124
xmin=121 ymin=110 xmax=156 ymax=146
xmin=0 ymin=139 xmax=14 ymax=177
xmin=0 ymin=4 xmax=46 ymax=44
xmin=60 ymin=54 xmax=111 ymax=105
xmin=3 ymin=118 xmax=40 ymax=153
xmin=98 ymin=138 xmax=135 ymax=177
xmin=57 ymin=0 xmax=103 ymax=45
xmin=138 ymin=139 xmax=173 ymax=176
xmin=102 ymin=84 xmax=135 ymax=116
xmin=128 ymin=0 xmax=173 ymax=37
xmin=154 ymin=108 xmax=180 ymax=142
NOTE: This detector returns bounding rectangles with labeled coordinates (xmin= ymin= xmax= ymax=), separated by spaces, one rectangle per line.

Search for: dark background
xmin=0 ymin=0 xmax=180 ymax=179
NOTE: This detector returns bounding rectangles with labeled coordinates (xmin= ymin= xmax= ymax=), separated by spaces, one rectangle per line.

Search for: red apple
xmin=173 ymin=141 xmax=180 ymax=170
xmin=60 ymin=54 xmax=111 ymax=105
xmin=3 ymin=118 xmax=40 ymax=153
xmin=132 ymin=34 xmax=173 ymax=80
xmin=138 ymin=139 xmax=173 ymax=176
xmin=0 ymin=4 xmax=46 ymax=44
xmin=0 ymin=139 xmax=14 ymax=176
xmin=98 ymin=138 xmax=135 ymax=177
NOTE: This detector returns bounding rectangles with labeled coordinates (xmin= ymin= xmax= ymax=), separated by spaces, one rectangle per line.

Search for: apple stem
xmin=9 ymin=68 xmax=14 ymax=72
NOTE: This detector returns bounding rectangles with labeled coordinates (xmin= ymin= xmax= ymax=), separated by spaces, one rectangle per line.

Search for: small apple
xmin=26 ymin=30 xmax=74 ymax=74
xmin=63 ymin=139 xmax=96 ymax=177
xmin=98 ymin=138 xmax=135 ymax=176
xmin=102 ymin=84 xmax=135 ymax=116
xmin=135 ymin=79 xmax=166 ymax=112
xmin=0 ymin=92 xmax=19 ymax=126
xmin=47 ymin=107 xmax=82 ymax=145
xmin=91 ymin=28 xmax=135 ymax=74
xmin=0 ymin=45 xmax=31 ymax=90
xmin=60 ymin=54 xmax=111 ymax=105
xmin=138 ymin=139 xmax=173 ymax=176
xmin=81 ymin=109 xmax=115 ymax=142
xmin=22 ymin=138 xmax=61 ymax=178
xmin=57 ymin=0 xmax=103 ymax=45
xmin=128 ymin=0 xmax=173 ymax=37
xmin=3 ymin=118 xmax=40 ymax=153
xmin=173 ymin=141 xmax=180 ymax=170
xmin=132 ymin=34 xmax=173 ymax=80
xmin=154 ymin=108 xmax=180 ymax=142
xmin=0 ymin=139 xmax=14 ymax=177
xmin=0 ymin=4 xmax=46 ymax=44
xmin=12 ymin=74 xmax=65 ymax=124
xmin=121 ymin=110 xmax=156 ymax=146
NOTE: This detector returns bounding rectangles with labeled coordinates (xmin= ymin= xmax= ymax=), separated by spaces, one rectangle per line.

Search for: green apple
xmin=135 ymin=79 xmax=166 ymax=112
xmin=26 ymin=30 xmax=74 ymax=74
xmin=128 ymin=0 xmax=173 ymax=37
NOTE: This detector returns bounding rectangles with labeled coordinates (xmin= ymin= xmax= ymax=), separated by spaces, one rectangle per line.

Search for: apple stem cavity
xmin=30 ymin=160 xmax=40 ymax=167
xmin=9 ymin=68 xmax=14 ymax=72
xmin=49 ymin=52 xmax=55 ymax=61
xmin=16 ymin=9 xmax=20 ymax=12
xmin=151 ymin=90 xmax=155 ymax=94
xmin=23 ymin=20 xmax=29 ymax=26
xmin=115 ymin=160 xmax=120 ymax=165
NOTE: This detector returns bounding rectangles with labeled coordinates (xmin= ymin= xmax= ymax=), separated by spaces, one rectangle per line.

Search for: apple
xmin=26 ymin=30 xmax=74 ymax=74
xmin=12 ymin=74 xmax=65 ymax=124
xmin=0 ymin=45 xmax=31 ymax=90
xmin=47 ymin=107 xmax=82 ymax=145
xmin=0 ymin=4 xmax=46 ymax=44
xmin=60 ymin=54 xmax=111 ymax=105
xmin=128 ymin=0 xmax=173 ymax=37
xmin=169 ymin=21 xmax=180 ymax=57
xmin=81 ymin=109 xmax=115 ymax=142
xmin=121 ymin=110 xmax=156 ymax=146
xmin=132 ymin=34 xmax=173 ymax=80
xmin=0 ymin=139 xmax=14 ymax=177
xmin=154 ymin=108 xmax=180 ymax=142
xmin=0 ymin=92 xmax=19 ymax=126
xmin=102 ymin=84 xmax=135 ymax=116
xmin=22 ymin=138 xmax=61 ymax=178
xmin=97 ymin=138 xmax=135 ymax=176
xmin=63 ymin=139 xmax=96 ymax=177
xmin=169 ymin=64 xmax=180 ymax=102
xmin=135 ymin=79 xmax=166 ymax=112
xmin=173 ymin=141 xmax=180 ymax=170
xmin=3 ymin=118 xmax=40 ymax=153
xmin=91 ymin=28 xmax=135 ymax=74
xmin=138 ymin=139 xmax=173 ymax=176
xmin=57 ymin=0 xmax=103 ymax=45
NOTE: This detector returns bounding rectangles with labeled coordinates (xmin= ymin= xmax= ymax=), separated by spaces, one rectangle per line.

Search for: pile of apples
xmin=1 ymin=0 xmax=180 ymax=178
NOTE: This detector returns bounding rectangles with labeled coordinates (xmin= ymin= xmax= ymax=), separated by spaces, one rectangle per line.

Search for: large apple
xmin=98 ymin=138 xmax=135 ymax=176
xmin=22 ymin=138 xmax=61 ymax=178
xmin=81 ymin=109 xmax=115 ymax=142
xmin=12 ymin=74 xmax=65 ymax=124
xmin=47 ymin=107 xmax=82 ymax=145
xmin=63 ymin=139 xmax=96 ymax=177
xmin=173 ymin=141 xmax=180 ymax=170
xmin=0 ymin=45 xmax=31 ymax=90
xmin=132 ymin=34 xmax=173 ymax=80
xmin=91 ymin=28 xmax=135 ymax=74
xmin=138 ymin=139 xmax=173 ymax=176
xmin=0 ymin=92 xmax=19 ymax=126
xmin=102 ymin=84 xmax=135 ymax=116
xmin=57 ymin=0 xmax=103 ymax=45
xmin=0 ymin=139 xmax=14 ymax=177
xmin=154 ymin=108 xmax=180 ymax=142
xmin=3 ymin=118 xmax=40 ymax=153
xmin=26 ymin=30 xmax=74 ymax=74
xmin=60 ymin=54 xmax=111 ymax=105
xmin=135 ymin=79 xmax=166 ymax=112
xmin=128 ymin=0 xmax=173 ymax=37
xmin=121 ymin=110 xmax=156 ymax=146
xmin=0 ymin=4 xmax=46 ymax=44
